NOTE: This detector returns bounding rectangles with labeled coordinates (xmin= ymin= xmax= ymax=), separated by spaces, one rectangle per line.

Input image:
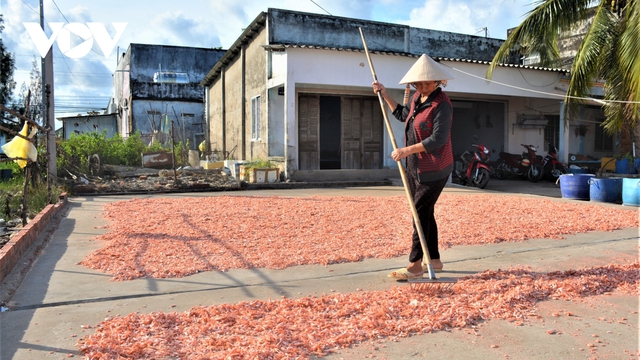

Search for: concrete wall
xmin=207 ymin=76 xmax=224 ymax=156
xmin=566 ymin=105 xmax=611 ymax=158
xmin=128 ymin=44 xmax=225 ymax=86
xmin=222 ymin=53 xmax=244 ymax=160
xmin=131 ymin=82 xmax=206 ymax=101
xmin=245 ymin=30 xmax=269 ymax=161
xmin=267 ymin=9 xmax=504 ymax=61
xmin=206 ymin=29 xmax=272 ymax=163
xmin=61 ymin=114 xmax=117 ymax=139
xmin=269 ymin=9 xmax=407 ymax=52
xmin=506 ymin=97 xmax=561 ymax=155
xmin=409 ymin=28 xmax=503 ymax=61
xmin=131 ymin=100 xmax=205 ymax=147
xmin=113 ymin=44 xmax=225 ymax=147
xmin=267 ymin=86 xmax=285 ymax=157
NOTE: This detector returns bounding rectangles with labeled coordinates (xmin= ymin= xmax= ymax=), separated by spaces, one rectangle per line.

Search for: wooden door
xmin=298 ymin=95 xmax=320 ymax=170
xmin=342 ymin=97 xmax=383 ymax=169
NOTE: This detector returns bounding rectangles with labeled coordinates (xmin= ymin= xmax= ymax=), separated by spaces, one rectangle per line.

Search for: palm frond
xmin=565 ymin=2 xmax=615 ymax=111
xmin=594 ymin=0 xmax=639 ymax=134
xmin=487 ymin=0 xmax=594 ymax=78
xmin=615 ymin=0 xmax=640 ymax=129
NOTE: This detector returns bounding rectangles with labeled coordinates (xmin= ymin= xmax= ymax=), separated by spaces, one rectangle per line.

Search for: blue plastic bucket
xmin=588 ymin=177 xmax=622 ymax=203
xmin=559 ymin=173 xmax=595 ymax=200
xmin=615 ymin=159 xmax=629 ymax=174
xmin=622 ymin=178 xmax=640 ymax=206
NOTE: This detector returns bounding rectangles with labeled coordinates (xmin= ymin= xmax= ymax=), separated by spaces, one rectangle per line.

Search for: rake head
xmin=408 ymin=277 xmax=458 ymax=293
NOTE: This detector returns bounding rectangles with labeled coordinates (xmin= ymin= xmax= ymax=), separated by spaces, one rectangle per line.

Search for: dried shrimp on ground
xmin=79 ymin=194 xmax=639 ymax=281
xmin=77 ymin=262 xmax=639 ymax=359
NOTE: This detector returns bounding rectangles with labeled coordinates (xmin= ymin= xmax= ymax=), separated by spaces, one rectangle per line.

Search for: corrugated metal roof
xmin=264 ymin=43 xmax=570 ymax=73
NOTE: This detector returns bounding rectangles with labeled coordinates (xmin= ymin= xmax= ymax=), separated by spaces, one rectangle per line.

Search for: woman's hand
xmin=391 ymin=148 xmax=409 ymax=161
xmin=391 ymin=143 xmax=426 ymax=161
xmin=372 ymin=81 xmax=386 ymax=96
xmin=372 ymin=81 xmax=400 ymax=111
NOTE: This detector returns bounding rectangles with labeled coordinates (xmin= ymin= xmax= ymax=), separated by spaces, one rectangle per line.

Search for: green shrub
xmin=57 ymin=131 xmax=193 ymax=174
xmin=0 ymin=160 xmax=63 ymax=220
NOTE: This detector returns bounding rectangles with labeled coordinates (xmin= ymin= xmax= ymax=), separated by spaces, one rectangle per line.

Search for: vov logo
xmin=23 ymin=22 xmax=127 ymax=59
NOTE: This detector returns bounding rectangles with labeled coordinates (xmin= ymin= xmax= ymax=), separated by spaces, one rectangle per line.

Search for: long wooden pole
xmin=358 ymin=27 xmax=437 ymax=279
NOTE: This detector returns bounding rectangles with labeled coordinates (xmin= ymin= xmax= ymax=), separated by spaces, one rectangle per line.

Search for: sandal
xmin=388 ymin=268 xmax=424 ymax=280
xmin=422 ymin=263 xmax=443 ymax=273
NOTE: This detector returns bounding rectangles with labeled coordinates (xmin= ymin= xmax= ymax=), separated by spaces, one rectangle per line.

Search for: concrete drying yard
xmin=0 ymin=182 xmax=637 ymax=359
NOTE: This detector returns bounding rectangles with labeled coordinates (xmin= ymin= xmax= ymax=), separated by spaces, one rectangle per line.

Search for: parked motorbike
xmin=494 ymin=144 xmax=544 ymax=182
xmin=455 ymin=143 xmax=492 ymax=189
xmin=542 ymin=143 xmax=566 ymax=181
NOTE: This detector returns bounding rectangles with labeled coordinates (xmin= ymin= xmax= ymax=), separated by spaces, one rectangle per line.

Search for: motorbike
xmin=455 ymin=143 xmax=492 ymax=189
xmin=542 ymin=143 xmax=566 ymax=181
xmin=494 ymin=144 xmax=544 ymax=182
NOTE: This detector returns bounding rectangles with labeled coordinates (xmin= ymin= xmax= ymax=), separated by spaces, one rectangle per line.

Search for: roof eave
xmin=200 ymin=12 xmax=267 ymax=87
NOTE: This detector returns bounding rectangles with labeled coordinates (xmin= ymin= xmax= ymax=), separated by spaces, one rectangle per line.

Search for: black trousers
xmin=405 ymin=170 xmax=449 ymax=263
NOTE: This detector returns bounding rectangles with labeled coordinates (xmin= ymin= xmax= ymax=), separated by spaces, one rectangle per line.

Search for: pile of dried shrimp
xmin=79 ymin=194 xmax=638 ymax=281
xmin=77 ymin=262 xmax=639 ymax=359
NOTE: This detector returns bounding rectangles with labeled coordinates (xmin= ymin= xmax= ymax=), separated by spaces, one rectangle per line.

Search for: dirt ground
xmin=63 ymin=166 xmax=241 ymax=195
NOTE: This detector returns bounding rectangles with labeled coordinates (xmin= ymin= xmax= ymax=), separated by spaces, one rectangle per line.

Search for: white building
xmin=201 ymin=8 xmax=610 ymax=181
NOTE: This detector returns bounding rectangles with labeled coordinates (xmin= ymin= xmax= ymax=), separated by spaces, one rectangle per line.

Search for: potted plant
xmin=240 ymin=159 xmax=280 ymax=183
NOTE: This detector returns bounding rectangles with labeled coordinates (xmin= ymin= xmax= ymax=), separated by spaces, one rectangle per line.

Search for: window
xmin=251 ymin=96 xmax=261 ymax=141
xmin=594 ymin=117 xmax=613 ymax=151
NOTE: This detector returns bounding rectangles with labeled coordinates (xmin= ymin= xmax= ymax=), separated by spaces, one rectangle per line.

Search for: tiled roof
xmin=264 ymin=43 xmax=570 ymax=73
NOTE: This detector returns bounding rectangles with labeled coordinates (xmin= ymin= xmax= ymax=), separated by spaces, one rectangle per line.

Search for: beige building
xmin=201 ymin=8 xmax=614 ymax=181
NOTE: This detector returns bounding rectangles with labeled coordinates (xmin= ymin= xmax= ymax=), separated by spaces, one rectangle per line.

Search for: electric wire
xmin=46 ymin=0 xmax=91 ymax=105
xmin=442 ymin=63 xmax=640 ymax=105
xmin=49 ymin=0 xmax=103 ymax=57
xmin=19 ymin=0 xmax=39 ymax=15
xmin=309 ymin=0 xmax=332 ymax=16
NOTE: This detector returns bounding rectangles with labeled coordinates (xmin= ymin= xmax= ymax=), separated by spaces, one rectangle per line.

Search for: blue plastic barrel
xmin=559 ymin=173 xmax=595 ymax=200
xmin=622 ymin=178 xmax=640 ymax=206
xmin=615 ymin=159 xmax=629 ymax=174
xmin=588 ymin=177 xmax=622 ymax=203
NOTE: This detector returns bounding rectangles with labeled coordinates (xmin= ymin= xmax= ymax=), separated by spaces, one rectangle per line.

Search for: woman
xmin=372 ymin=54 xmax=454 ymax=279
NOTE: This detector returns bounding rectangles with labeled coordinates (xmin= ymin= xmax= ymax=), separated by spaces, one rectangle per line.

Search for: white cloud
xmin=405 ymin=0 xmax=534 ymax=38
xmin=406 ymin=0 xmax=475 ymax=35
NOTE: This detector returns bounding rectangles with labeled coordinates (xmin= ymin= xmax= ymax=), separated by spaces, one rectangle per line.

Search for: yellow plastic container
xmin=200 ymin=161 xmax=224 ymax=169
xmin=600 ymin=157 xmax=616 ymax=172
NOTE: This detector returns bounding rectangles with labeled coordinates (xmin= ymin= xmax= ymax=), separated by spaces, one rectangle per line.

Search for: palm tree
xmin=487 ymin=0 xmax=639 ymax=137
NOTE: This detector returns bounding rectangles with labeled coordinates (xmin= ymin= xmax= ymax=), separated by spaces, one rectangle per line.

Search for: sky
xmin=0 ymin=0 xmax=538 ymax=121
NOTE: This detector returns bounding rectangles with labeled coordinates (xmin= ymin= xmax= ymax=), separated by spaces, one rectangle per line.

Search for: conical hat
xmin=399 ymin=54 xmax=454 ymax=84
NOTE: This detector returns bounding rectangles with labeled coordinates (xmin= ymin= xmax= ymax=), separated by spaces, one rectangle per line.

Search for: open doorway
xmin=319 ymin=96 xmax=341 ymax=169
